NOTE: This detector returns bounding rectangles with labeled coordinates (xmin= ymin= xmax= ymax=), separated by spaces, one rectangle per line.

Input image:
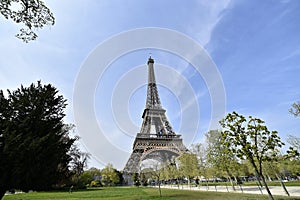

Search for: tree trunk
xmin=225 ymin=169 xmax=235 ymax=191
xmin=225 ymin=183 xmax=229 ymax=192
xmin=158 ymin=179 xmax=162 ymax=197
xmin=261 ymin=174 xmax=274 ymax=200
xmin=255 ymin=173 xmax=263 ymax=187
xmin=0 ymin=188 xmax=6 ymax=200
xmin=239 ymin=184 xmax=243 ymax=193
xmin=276 ymin=174 xmax=290 ymax=196
xmin=158 ymin=182 xmax=162 ymax=197
xmin=227 ymin=177 xmax=235 ymax=191
xmin=214 ymin=179 xmax=217 ymax=191
xmin=256 ymin=181 xmax=263 ymax=194
xmin=206 ymin=180 xmax=209 ymax=190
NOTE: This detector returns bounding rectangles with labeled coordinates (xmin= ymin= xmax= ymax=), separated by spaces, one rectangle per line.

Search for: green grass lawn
xmin=3 ymin=187 xmax=300 ymax=200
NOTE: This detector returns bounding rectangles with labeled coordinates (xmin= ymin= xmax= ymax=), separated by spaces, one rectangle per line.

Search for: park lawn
xmin=3 ymin=187 xmax=300 ymax=200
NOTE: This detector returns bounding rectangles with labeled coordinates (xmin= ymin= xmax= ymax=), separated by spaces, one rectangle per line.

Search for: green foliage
xmin=0 ymin=81 xmax=77 ymax=198
xmin=0 ymin=0 xmax=55 ymax=42
xmin=190 ymin=143 xmax=208 ymax=179
xmin=76 ymin=167 xmax=102 ymax=188
xmin=161 ymin=159 xmax=179 ymax=181
xmin=205 ymin=130 xmax=236 ymax=177
xmin=90 ymin=180 xmax=102 ymax=187
xmin=101 ymin=164 xmax=121 ymax=186
xmin=286 ymin=135 xmax=300 ymax=160
xmin=178 ymin=153 xmax=198 ymax=186
xmin=219 ymin=112 xmax=284 ymax=166
xmin=69 ymin=145 xmax=91 ymax=187
xmin=219 ymin=111 xmax=285 ymax=199
xmin=132 ymin=173 xmax=141 ymax=186
xmin=76 ymin=171 xmax=93 ymax=189
xmin=75 ymin=168 xmax=102 ymax=188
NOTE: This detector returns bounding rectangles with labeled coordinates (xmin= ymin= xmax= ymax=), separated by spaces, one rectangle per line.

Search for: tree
xmin=131 ymin=172 xmax=140 ymax=187
xmin=101 ymin=163 xmax=121 ymax=186
xmin=219 ymin=111 xmax=284 ymax=200
xmin=145 ymin=160 xmax=164 ymax=197
xmin=177 ymin=153 xmax=198 ymax=188
xmin=191 ymin=143 xmax=209 ymax=189
xmin=0 ymin=0 xmax=55 ymax=42
xmin=286 ymin=135 xmax=300 ymax=159
xmin=205 ymin=130 xmax=239 ymax=191
xmin=287 ymin=135 xmax=300 ymax=150
xmin=0 ymin=81 xmax=76 ymax=199
xmin=69 ymin=144 xmax=91 ymax=188
xmin=289 ymin=101 xmax=300 ymax=117
xmin=285 ymin=135 xmax=300 ymax=180
xmin=0 ymin=91 xmax=10 ymax=198
xmin=77 ymin=168 xmax=102 ymax=188
xmin=161 ymin=159 xmax=180 ymax=187
xmin=205 ymin=130 xmax=247 ymax=190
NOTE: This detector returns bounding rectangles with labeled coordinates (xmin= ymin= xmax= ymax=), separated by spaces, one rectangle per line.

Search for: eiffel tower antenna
xmin=123 ymin=56 xmax=188 ymax=178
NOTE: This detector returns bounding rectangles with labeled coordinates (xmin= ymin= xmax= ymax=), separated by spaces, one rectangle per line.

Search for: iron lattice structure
xmin=123 ymin=57 xmax=188 ymax=173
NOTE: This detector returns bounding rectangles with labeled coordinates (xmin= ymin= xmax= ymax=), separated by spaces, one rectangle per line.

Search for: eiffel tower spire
xmin=146 ymin=56 xmax=161 ymax=109
xmin=140 ymin=56 xmax=174 ymax=136
xmin=123 ymin=56 xmax=188 ymax=176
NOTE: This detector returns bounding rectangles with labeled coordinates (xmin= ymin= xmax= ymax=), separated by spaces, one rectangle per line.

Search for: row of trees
xmin=0 ymin=81 xmax=89 ymax=200
xmin=138 ymin=111 xmax=300 ymax=199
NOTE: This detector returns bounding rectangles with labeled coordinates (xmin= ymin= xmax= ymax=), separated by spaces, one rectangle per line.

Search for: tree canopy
xmin=101 ymin=163 xmax=121 ymax=186
xmin=219 ymin=111 xmax=284 ymax=200
xmin=0 ymin=81 xmax=77 ymax=199
xmin=0 ymin=0 xmax=55 ymax=42
xmin=177 ymin=153 xmax=198 ymax=187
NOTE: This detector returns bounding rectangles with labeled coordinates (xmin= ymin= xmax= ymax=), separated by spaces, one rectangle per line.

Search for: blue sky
xmin=1 ymin=0 xmax=299 ymax=170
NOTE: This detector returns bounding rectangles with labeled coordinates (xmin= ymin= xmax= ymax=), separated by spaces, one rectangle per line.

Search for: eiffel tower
xmin=123 ymin=56 xmax=188 ymax=174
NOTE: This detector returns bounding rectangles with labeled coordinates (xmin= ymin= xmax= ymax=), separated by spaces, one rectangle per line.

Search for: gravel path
xmin=159 ymin=184 xmax=300 ymax=197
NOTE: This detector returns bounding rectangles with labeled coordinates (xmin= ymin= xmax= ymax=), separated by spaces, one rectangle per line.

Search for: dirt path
xmin=159 ymin=184 xmax=300 ymax=197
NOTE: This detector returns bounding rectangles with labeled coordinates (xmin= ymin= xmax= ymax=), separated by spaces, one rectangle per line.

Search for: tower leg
xmin=123 ymin=151 xmax=143 ymax=174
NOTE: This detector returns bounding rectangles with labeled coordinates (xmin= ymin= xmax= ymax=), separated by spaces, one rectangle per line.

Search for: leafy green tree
xmin=0 ymin=91 xmax=10 ymax=199
xmin=161 ymin=159 xmax=180 ymax=187
xmin=147 ymin=161 xmax=164 ymax=197
xmin=101 ymin=163 xmax=120 ymax=186
xmin=131 ymin=172 xmax=140 ymax=187
xmin=177 ymin=153 xmax=198 ymax=188
xmin=0 ymin=81 xmax=76 ymax=199
xmin=263 ymin=158 xmax=290 ymax=196
xmin=286 ymin=135 xmax=300 ymax=160
xmin=87 ymin=167 xmax=102 ymax=181
xmin=219 ymin=111 xmax=284 ymax=200
xmin=191 ymin=143 xmax=209 ymax=188
xmin=283 ymin=135 xmax=300 ymax=182
xmin=205 ymin=130 xmax=238 ymax=190
xmin=77 ymin=168 xmax=102 ymax=188
xmin=69 ymin=144 xmax=90 ymax=187
xmin=0 ymin=0 xmax=55 ymax=42
xmin=287 ymin=103 xmax=300 ymax=159
xmin=77 ymin=171 xmax=93 ymax=188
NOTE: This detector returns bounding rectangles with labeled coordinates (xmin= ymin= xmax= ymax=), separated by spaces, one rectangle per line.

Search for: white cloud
xmin=185 ymin=0 xmax=232 ymax=46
